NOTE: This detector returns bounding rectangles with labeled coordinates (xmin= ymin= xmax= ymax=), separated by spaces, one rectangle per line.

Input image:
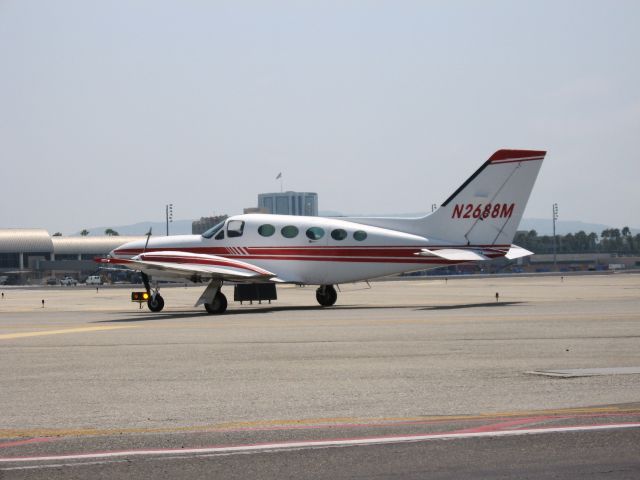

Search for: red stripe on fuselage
xmin=113 ymin=245 xmax=510 ymax=259
xmin=119 ymin=249 xmax=504 ymax=265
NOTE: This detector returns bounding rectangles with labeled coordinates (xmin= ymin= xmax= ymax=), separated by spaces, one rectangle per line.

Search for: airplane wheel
xmin=205 ymin=292 xmax=227 ymax=314
xmin=316 ymin=285 xmax=337 ymax=307
xmin=147 ymin=294 xmax=164 ymax=312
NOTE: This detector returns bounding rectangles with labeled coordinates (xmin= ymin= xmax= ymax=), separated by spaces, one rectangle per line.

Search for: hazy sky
xmin=1 ymin=0 xmax=639 ymax=234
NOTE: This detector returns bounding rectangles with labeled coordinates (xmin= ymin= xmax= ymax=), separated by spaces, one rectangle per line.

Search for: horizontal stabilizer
xmin=505 ymin=245 xmax=534 ymax=260
xmin=415 ymin=248 xmax=489 ymax=261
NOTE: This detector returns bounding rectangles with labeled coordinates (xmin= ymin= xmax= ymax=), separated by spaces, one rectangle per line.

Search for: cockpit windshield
xmin=201 ymin=221 xmax=225 ymax=239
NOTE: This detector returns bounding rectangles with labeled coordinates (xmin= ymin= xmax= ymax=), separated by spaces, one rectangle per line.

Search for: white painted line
xmin=2 ymin=423 xmax=640 ymax=464
xmin=528 ymin=367 xmax=640 ymax=378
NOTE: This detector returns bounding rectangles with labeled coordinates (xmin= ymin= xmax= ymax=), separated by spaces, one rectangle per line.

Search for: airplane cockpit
xmin=201 ymin=219 xmax=245 ymax=240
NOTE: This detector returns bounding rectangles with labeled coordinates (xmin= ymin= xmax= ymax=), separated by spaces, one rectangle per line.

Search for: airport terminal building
xmin=0 ymin=229 xmax=145 ymax=283
xmin=258 ymin=192 xmax=318 ymax=216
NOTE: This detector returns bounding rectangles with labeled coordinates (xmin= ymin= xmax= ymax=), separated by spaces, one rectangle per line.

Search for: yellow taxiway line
xmin=0 ymin=325 xmax=137 ymax=340
xmin=2 ymin=405 xmax=639 ymax=440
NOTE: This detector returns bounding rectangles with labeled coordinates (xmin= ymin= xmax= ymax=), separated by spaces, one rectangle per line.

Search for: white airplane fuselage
xmin=111 ymin=214 xmax=485 ymax=285
xmin=103 ymin=149 xmax=545 ymax=313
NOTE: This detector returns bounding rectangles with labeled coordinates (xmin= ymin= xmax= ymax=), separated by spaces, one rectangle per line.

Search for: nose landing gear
xmin=141 ymin=272 xmax=165 ymax=312
xmin=147 ymin=293 xmax=165 ymax=312
xmin=316 ymin=285 xmax=337 ymax=307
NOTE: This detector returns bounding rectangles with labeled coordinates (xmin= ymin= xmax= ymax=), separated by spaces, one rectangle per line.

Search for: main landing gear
xmin=204 ymin=291 xmax=228 ymax=314
xmin=196 ymin=280 xmax=227 ymax=315
xmin=316 ymin=285 xmax=337 ymax=307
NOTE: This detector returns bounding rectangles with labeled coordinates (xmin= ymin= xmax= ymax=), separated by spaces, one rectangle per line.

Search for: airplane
xmin=98 ymin=149 xmax=545 ymax=314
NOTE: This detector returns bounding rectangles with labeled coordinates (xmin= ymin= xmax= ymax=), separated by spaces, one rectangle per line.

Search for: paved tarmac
xmin=1 ymin=274 xmax=639 ymax=478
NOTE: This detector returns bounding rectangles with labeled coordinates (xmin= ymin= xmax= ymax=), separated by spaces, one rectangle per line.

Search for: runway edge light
xmin=131 ymin=292 xmax=149 ymax=302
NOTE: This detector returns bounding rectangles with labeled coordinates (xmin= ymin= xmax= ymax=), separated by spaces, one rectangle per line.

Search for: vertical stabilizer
xmin=345 ymin=149 xmax=545 ymax=246
xmin=422 ymin=149 xmax=545 ymax=245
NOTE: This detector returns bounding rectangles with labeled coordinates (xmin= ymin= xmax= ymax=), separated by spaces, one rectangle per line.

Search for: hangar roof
xmin=0 ymin=229 xmax=54 ymax=253
xmin=52 ymin=236 xmax=145 ymax=255
xmin=0 ymin=230 xmax=146 ymax=255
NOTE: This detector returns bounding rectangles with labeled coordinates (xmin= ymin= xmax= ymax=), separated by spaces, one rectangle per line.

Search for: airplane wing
xmin=97 ymin=251 xmax=281 ymax=283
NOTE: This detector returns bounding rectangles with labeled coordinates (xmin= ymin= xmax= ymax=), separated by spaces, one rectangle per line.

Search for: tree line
xmin=514 ymin=227 xmax=639 ymax=254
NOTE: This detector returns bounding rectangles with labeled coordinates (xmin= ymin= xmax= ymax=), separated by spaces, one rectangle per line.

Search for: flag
xmin=276 ymin=172 xmax=282 ymax=180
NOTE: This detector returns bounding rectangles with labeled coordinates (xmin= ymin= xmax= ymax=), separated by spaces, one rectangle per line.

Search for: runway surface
xmin=1 ymin=274 xmax=639 ymax=478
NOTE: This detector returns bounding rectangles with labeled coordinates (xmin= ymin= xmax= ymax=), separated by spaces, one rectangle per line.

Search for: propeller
xmin=143 ymin=228 xmax=152 ymax=253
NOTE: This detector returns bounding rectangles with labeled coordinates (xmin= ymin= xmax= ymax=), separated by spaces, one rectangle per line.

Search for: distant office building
xmin=192 ymin=215 xmax=228 ymax=235
xmin=243 ymin=207 xmax=269 ymax=214
xmin=258 ymin=192 xmax=318 ymax=216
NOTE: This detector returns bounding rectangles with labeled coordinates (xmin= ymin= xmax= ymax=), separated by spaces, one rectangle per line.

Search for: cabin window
xmin=281 ymin=225 xmax=299 ymax=238
xmin=202 ymin=221 xmax=225 ymax=239
xmin=353 ymin=230 xmax=368 ymax=241
xmin=215 ymin=230 xmax=224 ymax=240
xmin=306 ymin=227 xmax=325 ymax=240
xmin=258 ymin=224 xmax=275 ymax=237
xmin=331 ymin=229 xmax=347 ymax=241
xmin=227 ymin=220 xmax=245 ymax=238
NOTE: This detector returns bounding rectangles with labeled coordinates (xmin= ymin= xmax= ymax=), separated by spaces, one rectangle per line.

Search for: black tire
xmin=316 ymin=285 xmax=337 ymax=307
xmin=204 ymin=291 xmax=228 ymax=314
xmin=147 ymin=294 xmax=165 ymax=312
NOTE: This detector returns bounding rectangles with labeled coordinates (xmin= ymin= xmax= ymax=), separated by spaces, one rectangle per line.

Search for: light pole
xmin=552 ymin=203 xmax=558 ymax=268
xmin=166 ymin=203 xmax=173 ymax=236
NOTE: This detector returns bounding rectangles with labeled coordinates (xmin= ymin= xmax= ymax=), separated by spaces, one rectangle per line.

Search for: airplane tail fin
xmin=345 ymin=149 xmax=545 ymax=246
xmin=421 ymin=149 xmax=545 ymax=245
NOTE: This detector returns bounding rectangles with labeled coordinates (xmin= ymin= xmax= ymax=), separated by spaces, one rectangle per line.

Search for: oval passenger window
xmin=331 ymin=229 xmax=347 ymax=241
xmin=306 ymin=227 xmax=325 ymax=240
xmin=281 ymin=225 xmax=299 ymax=238
xmin=353 ymin=230 xmax=368 ymax=241
xmin=258 ymin=224 xmax=275 ymax=237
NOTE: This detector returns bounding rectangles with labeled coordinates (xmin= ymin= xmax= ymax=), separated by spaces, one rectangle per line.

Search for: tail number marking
xmin=451 ymin=203 xmax=515 ymax=219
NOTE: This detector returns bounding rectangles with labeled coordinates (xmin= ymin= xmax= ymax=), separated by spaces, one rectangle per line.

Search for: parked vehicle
xmin=60 ymin=276 xmax=78 ymax=286
xmin=85 ymin=275 xmax=102 ymax=285
xmin=45 ymin=277 xmax=57 ymax=285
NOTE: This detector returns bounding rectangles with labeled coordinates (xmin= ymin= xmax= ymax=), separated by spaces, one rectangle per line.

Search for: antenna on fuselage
xmin=143 ymin=228 xmax=152 ymax=253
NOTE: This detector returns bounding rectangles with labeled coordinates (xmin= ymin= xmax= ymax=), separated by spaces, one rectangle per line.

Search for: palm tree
xmin=622 ymin=227 xmax=632 ymax=252
xmin=80 ymin=229 xmax=89 ymax=236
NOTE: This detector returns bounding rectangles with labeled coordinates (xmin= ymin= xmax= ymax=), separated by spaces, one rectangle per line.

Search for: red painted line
xmin=445 ymin=417 xmax=549 ymax=435
xmin=224 ymin=254 xmax=502 ymax=264
xmin=220 ymin=256 xmax=466 ymax=264
xmin=0 ymin=438 xmax=54 ymax=449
